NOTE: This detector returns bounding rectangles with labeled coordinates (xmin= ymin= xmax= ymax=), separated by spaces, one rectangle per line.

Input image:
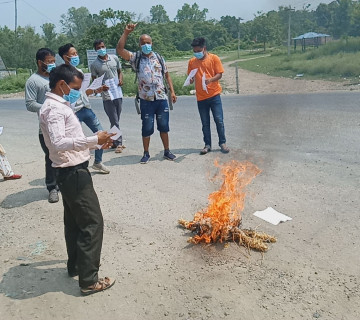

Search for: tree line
xmin=1 ymin=0 xmax=360 ymax=70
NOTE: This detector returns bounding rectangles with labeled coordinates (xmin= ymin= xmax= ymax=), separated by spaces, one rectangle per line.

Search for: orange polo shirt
xmin=187 ymin=53 xmax=224 ymax=101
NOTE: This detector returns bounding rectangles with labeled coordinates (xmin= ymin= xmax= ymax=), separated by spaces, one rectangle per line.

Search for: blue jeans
xmin=140 ymin=99 xmax=169 ymax=137
xmin=197 ymin=94 xmax=226 ymax=147
xmin=76 ymin=108 xmax=103 ymax=163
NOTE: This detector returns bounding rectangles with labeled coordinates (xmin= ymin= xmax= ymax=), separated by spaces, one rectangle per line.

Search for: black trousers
xmin=56 ymin=162 xmax=104 ymax=288
xmin=39 ymin=134 xmax=58 ymax=192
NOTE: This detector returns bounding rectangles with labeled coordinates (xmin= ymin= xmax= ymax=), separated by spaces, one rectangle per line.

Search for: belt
xmin=56 ymin=161 xmax=89 ymax=175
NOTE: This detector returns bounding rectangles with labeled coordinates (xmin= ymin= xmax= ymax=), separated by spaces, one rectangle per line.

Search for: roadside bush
xmin=0 ymin=74 xmax=28 ymax=93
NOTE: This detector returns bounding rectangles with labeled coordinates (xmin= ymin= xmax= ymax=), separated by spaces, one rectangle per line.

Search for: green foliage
xmin=0 ymin=73 xmax=28 ymax=93
xmin=150 ymin=5 xmax=170 ymax=24
xmin=175 ymin=3 xmax=208 ymax=22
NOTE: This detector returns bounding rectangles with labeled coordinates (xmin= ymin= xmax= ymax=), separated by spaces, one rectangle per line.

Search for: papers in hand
xmin=88 ymin=74 xmax=105 ymax=90
xmin=95 ymin=126 xmax=122 ymax=149
xmin=108 ymin=125 xmax=122 ymax=140
xmin=0 ymin=126 xmax=3 ymax=135
xmin=80 ymin=73 xmax=92 ymax=92
xmin=105 ymin=77 xmax=123 ymax=100
xmin=202 ymin=72 xmax=208 ymax=93
xmin=253 ymin=207 xmax=292 ymax=225
xmin=183 ymin=68 xmax=198 ymax=86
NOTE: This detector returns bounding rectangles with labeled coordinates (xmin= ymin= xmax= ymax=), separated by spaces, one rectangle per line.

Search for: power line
xmin=20 ymin=0 xmax=56 ymax=24
xmin=0 ymin=0 xmax=14 ymax=4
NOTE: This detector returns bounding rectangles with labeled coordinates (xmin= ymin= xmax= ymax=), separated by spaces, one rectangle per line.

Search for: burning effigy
xmin=179 ymin=160 xmax=276 ymax=252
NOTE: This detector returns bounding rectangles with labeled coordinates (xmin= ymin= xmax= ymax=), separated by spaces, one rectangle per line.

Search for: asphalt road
xmin=0 ymin=92 xmax=359 ymax=319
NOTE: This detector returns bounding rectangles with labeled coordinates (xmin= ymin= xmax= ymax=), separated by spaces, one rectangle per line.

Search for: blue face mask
xmin=62 ymin=83 xmax=81 ymax=104
xmin=141 ymin=44 xmax=152 ymax=55
xmin=68 ymin=55 xmax=80 ymax=67
xmin=42 ymin=62 xmax=56 ymax=73
xmin=194 ymin=50 xmax=204 ymax=59
xmin=97 ymin=48 xmax=107 ymax=57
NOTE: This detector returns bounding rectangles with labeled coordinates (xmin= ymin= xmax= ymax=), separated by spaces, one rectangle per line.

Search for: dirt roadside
xmin=2 ymin=55 xmax=360 ymax=100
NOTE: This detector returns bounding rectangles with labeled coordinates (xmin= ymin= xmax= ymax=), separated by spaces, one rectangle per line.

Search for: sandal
xmin=81 ymin=277 xmax=115 ymax=296
xmin=220 ymin=143 xmax=230 ymax=154
xmin=200 ymin=146 xmax=211 ymax=155
xmin=115 ymin=146 xmax=123 ymax=153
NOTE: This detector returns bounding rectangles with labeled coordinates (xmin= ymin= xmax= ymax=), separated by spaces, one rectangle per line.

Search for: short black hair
xmin=36 ymin=48 xmax=55 ymax=62
xmin=49 ymin=64 xmax=84 ymax=89
xmin=191 ymin=37 xmax=206 ymax=48
xmin=93 ymin=39 xmax=104 ymax=49
xmin=58 ymin=43 xmax=74 ymax=59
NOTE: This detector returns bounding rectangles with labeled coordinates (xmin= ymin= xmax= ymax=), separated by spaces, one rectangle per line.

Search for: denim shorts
xmin=140 ymin=99 xmax=169 ymax=137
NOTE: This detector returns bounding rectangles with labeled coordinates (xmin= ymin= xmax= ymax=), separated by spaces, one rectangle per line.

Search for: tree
xmin=150 ymin=5 xmax=170 ymax=24
xmin=41 ymin=23 xmax=57 ymax=49
xmin=60 ymin=7 xmax=101 ymax=43
xmin=175 ymin=3 xmax=208 ymax=22
xmin=251 ymin=11 xmax=282 ymax=51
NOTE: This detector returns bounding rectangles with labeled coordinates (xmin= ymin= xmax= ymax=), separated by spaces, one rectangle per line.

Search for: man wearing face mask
xmin=90 ymin=39 xmax=125 ymax=154
xmin=58 ymin=43 xmax=110 ymax=174
xmin=116 ymin=23 xmax=177 ymax=164
xmin=25 ymin=48 xmax=60 ymax=203
xmin=188 ymin=37 xmax=230 ymax=155
xmin=39 ymin=64 xmax=116 ymax=295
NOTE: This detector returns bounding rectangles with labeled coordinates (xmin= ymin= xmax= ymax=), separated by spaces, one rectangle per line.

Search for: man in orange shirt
xmin=188 ymin=37 xmax=230 ymax=155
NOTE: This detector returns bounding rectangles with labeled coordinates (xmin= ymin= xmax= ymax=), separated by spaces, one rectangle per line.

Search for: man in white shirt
xmin=39 ymin=64 xmax=115 ymax=295
xmin=58 ymin=43 xmax=110 ymax=174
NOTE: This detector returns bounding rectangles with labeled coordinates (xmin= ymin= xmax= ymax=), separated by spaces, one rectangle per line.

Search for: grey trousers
xmin=103 ymin=98 xmax=123 ymax=146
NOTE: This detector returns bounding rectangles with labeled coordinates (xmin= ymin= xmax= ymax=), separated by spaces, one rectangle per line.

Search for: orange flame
xmin=180 ymin=160 xmax=262 ymax=244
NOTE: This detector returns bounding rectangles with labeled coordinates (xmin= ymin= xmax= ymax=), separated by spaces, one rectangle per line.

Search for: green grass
xmin=232 ymin=38 xmax=360 ymax=81
xmin=0 ymin=70 xmax=190 ymax=96
xmin=0 ymin=73 xmax=28 ymax=94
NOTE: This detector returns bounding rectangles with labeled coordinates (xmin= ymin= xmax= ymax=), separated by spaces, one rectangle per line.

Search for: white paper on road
xmin=87 ymin=74 xmax=105 ymax=90
xmin=253 ymin=207 xmax=292 ymax=225
xmin=105 ymin=77 xmax=123 ymax=100
xmin=0 ymin=126 xmax=3 ymax=135
xmin=80 ymin=73 xmax=92 ymax=92
xmin=183 ymin=68 xmax=198 ymax=86
xmin=202 ymin=72 xmax=208 ymax=93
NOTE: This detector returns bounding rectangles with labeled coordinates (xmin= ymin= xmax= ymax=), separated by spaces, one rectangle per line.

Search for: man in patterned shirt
xmin=117 ymin=23 xmax=177 ymax=164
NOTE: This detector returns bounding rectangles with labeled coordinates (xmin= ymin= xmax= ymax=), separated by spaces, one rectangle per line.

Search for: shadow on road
xmin=0 ymin=260 xmax=79 ymax=299
xmin=1 ymin=187 xmax=47 ymax=208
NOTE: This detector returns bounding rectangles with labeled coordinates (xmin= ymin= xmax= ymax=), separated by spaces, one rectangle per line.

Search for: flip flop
xmin=81 ymin=277 xmax=115 ymax=296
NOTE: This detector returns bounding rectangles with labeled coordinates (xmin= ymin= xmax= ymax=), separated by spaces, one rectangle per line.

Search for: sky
xmin=0 ymin=0 xmax=334 ymax=33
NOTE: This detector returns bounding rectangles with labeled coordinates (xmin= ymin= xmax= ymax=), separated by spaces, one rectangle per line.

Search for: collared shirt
xmin=90 ymin=54 xmax=121 ymax=101
xmin=39 ymin=92 xmax=98 ymax=168
xmin=129 ymin=51 xmax=168 ymax=101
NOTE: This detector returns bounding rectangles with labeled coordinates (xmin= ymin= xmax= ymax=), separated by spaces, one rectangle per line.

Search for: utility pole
xmin=287 ymin=6 xmax=295 ymax=56
xmin=237 ymin=17 xmax=244 ymax=59
xmin=15 ymin=0 xmax=17 ymax=36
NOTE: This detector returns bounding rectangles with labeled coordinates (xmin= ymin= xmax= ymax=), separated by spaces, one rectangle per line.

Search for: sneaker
xmin=48 ymin=189 xmax=59 ymax=203
xmin=140 ymin=152 xmax=150 ymax=164
xmin=220 ymin=143 xmax=230 ymax=154
xmin=92 ymin=162 xmax=110 ymax=174
xmin=164 ymin=150 xmax=176 ymax=161
xmin=200 ymin=145 xmax=211 ymax=155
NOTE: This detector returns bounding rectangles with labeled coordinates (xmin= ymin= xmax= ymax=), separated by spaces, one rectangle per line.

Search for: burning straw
xmin=179 ymin=160 xmax=276 ymax=252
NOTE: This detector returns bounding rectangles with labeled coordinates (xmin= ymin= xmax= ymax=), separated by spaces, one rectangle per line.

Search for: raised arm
xmin=116 ymin=23 xmax=137 ymax=61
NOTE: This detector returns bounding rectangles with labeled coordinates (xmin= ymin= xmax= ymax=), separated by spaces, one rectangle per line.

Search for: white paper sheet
xmin=95 ymin=126 xmax=122 ymax=149
xmin=253 ymin=207 xmax=292 ymax=225
xmin=80 ymin=73 xmax=92 ymax=92
xmin=202 ymin=72 xmax=208 ymax=93
xmin=183 ymin=68 xmax=198 ymax=86
xmin=108 ymin=125 xmax=122 ymax=141
xmin=88 ymin=74 xmax=105 ymax=90
xmin=105 ymin=77 xmax=123 ymax=100
xmin=0 ymin=126 xmax=3 ymax=135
